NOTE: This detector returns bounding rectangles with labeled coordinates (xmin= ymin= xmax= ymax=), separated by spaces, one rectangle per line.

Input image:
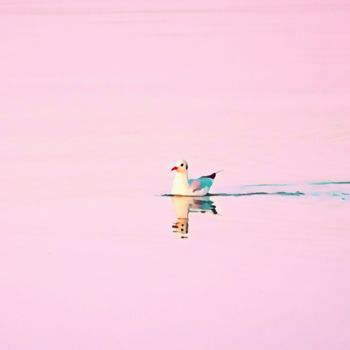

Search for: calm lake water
xmin=1 ymin=1 xmax=350 ymax=350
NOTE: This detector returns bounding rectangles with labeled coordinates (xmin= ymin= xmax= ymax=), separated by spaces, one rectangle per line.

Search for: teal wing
xmin=189 ymin=177 xmax=213 ymax=192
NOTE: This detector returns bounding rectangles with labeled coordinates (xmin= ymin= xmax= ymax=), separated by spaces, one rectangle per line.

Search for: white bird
xmin=171 ymin=159 xmax=220 ymax=196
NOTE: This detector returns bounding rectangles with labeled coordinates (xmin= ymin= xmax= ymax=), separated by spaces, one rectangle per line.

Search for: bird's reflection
xmin=171 ymin=196 xmax=218 ymax=238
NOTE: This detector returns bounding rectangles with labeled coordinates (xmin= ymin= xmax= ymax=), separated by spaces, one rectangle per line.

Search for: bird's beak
xmin=171 ymin=166 xmax=178 ymax=171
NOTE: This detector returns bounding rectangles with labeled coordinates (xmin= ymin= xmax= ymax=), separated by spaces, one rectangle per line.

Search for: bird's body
xmin=171 ymin=160 xmax=218 ymax=196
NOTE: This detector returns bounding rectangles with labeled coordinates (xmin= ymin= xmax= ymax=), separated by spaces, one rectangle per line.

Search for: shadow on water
xmin=170 ymin=196 xmax=217 ymax=239
xmin=162 ymin=181 xmax=349 ymax=238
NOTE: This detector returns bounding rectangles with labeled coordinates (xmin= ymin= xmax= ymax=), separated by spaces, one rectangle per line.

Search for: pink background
xmin=1 ymin=1 xmax=350 ymax=349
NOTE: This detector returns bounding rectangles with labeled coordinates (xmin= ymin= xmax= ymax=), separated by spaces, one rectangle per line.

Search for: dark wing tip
xmin=201 ymin=172 xmax=216 ymax=179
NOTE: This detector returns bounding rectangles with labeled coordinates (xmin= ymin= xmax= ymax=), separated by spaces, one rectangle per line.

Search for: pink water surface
xmin=1 ymin=1 xmax=350 ymax=349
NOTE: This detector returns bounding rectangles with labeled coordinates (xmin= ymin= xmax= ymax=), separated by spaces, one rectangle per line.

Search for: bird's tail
xmin=204 ymin=169 xmax=224 ymax=179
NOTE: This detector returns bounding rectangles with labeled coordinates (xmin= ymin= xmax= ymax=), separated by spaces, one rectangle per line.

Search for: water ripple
xmin=163 ymin=181 xmax=350 ymax=200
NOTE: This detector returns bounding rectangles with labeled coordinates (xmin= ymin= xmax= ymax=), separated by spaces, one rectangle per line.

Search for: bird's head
xmin=171 ymin=160 xmax=188 ymax=174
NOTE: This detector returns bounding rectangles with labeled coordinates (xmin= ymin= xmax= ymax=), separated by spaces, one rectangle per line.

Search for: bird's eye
xmin=180 ymin=163 xmax=184 ymax=167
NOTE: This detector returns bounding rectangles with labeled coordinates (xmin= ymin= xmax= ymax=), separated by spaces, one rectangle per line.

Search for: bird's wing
xmin=189 ymin=179 xmax=201 ymax=192
xmin=189 ymin=177 xmax=213 ymax=192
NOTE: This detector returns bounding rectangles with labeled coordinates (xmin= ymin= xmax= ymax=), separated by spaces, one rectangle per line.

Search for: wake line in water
xmin=210 ymin=191 xmax=306 ymax=197
xmin=162 ymin=191 xmax=349 ymax=200
xmin=243 ymin=181 xmax=350 ymax=187
xmin=311 ymin=181 xmax=350 ymax=185
xmin=162 ymin=191 xmax=305 ymax=197
xmin=162 ymin=180 xmax=350 ymax=200
xmin=209 ymin=191 xmax=306 ymax=197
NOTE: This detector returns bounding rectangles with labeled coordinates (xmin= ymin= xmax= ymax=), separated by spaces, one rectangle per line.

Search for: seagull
xmin=171 ymin=160 xmax=220 ymax=196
